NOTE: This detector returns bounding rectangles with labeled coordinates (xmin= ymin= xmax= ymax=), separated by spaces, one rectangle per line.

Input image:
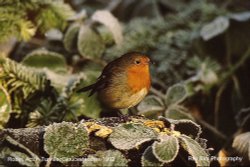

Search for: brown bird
xmin=77 ymin=52 xmax=151 ymax=109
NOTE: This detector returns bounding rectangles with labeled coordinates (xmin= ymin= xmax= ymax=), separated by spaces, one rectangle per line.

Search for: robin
xmin=77 ymin=52 xmax=151 ymax=109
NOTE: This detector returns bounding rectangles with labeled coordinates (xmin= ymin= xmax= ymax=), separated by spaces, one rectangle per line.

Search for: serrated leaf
xmin=170 ymin=119 xmax=202 ymax=139
xmin=91 ymin=10 xmax=123 ymax=45
xmin=179 ymin=135 xmax=210 ymax=166
xmin=108 ymin=123 xmax=157 ymax=150
xmin=137 ymin=95 xmax=164 ymax=115
xmin=22 ymin=49 xmax=67 ymax=73
xmin=141 ymin=146 xmax=163 ymax=167
xmin=232 ymin=132 xmax=250 ymax=159
xmin=152 ymin=135 xmax=179 ymax=163
xmin=82 ymin=150 xmax=128 ymax=167
xmin=44 ymin=122 xmax=89 ymax=161
xmin=230 ymin=12 xmax=250 ymax=22
xmin=165 ymin=84 xmax=188 ymax=106
xmin=165 ymin=107 xmax=195 ymax=121
xmin=0 ymin=85 xmax=11 ymax=129
xmin=201 ymin=16 xmax=229 ymax=41
xmin=63 ymin=23 xmax=80 ymax=52
xmin=77 ymin=25 xmax=105 ymax=59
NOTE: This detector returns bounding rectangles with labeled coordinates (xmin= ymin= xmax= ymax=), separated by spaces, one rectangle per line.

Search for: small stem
xmin=150 ymin=87 xmax=165 ymax=99
xmin=197 ymin=119 xmax=227 ymax=140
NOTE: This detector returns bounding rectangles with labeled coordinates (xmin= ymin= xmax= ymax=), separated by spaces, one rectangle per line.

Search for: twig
xmin=214 ymin=82 xmax=227 ymax=128
xmin=197 ymin=119 xmax=227 ymax=141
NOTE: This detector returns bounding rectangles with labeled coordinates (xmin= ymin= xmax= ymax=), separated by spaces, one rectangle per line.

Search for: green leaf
xmin=152 ymin=135 xmax=179 ymax=163
xmin=91 ymin=10 xmax=123 ymax=45
xmin=141 ymin=146 xmax=163 ymax=167
xmin=200 ymin=16 xmax=229 ymax=41
xmin=232 ymin=132 xmax=250 ymax=159
xmin=44 ymin=122 xmax=89 ymax=161
xmin=77 ymin=25 xmax=105 ymax=59
xmin=179 ymin=135 xmax=210 ymax=166
xmin=0 ymin=85 xmax=11 ymax=129
xmin=82 ymin=150 xmax=128 ymax=167
xmin=73 ymin=71 xmax=102 ymax=119
xmin=108 ymin=123 xmax=157 ymax=150
xmin=165 ymin=107 xmax=195 ymax=121
xmin=137 ymin=95 xmax=164 ymax=116
xmin=63 ymin=22 xmax=80 ymax=52
xmin=22 ymin=49 xmax=67 ymax=73
xmin=165 ymin=84 xmax=188 ymax=106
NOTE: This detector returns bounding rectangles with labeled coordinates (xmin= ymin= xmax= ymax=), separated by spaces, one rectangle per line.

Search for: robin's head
xmin=120 ymin=52 xmax=151 ymax=67
xmin=119 ymin=52 xmax=151 ymax=92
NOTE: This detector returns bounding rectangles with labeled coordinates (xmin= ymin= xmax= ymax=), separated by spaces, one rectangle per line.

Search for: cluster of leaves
xmin=0 ymin=52 xmax=102 ymax=128
xmin=0 ymin=0 xmax=74 ymax=42
xmin=0 ymin=116 xmax=210 ymax=167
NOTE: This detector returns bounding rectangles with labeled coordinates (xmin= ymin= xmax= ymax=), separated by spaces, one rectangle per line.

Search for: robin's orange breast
xmin=127 ymin=64 xmax=151 ymax=92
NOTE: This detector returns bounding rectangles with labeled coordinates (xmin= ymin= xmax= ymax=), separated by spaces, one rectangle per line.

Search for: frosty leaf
xmin=230 ymin=12 xmax=250 ymax=22
xmin=92 ymin=10 xmax=123 ymax=45
xmin=63 ymin=22 xmax=80 ymax=52
xmin=137 ymin=95 xmax=164 ymax=115
xmin=232 ymin=132 xmax=250 ymax=159
xmin=0 ymin=86 xmax=11 ymax=129
xmin=22 ymin=49 xmax=67 ymax=73
xmin=171 ymin=119 xmax=201 ymax=139
xmin=152 ymin=135 xmax=179 ymax=163
xmin=179 ymin=135 xmax=210 ymax=166
xmin=82 ymin=150 xmax=128 ymax=167
xmin=165 ymin=107 xmax=195 ymax=121
xmin=77 ymin=25 xmax=105 ymax=59
xmin=141 ymin=146 xmax=163 ymax=167
xmin=44 ymin=122 xmax=89 ymax=161
xmin=45 ymin=28 xmax=63 ymax=40
xmin=108 ymin=123 xmax=157 ymax=150
xmin=201 ymin=16 xmax=229 ymax=41
xmin=165 ymin=84 xmax=188 ymax=106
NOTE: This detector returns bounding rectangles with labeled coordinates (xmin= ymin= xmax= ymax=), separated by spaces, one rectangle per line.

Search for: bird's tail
xmin=76 ymin=84 xmax=94 ymax=93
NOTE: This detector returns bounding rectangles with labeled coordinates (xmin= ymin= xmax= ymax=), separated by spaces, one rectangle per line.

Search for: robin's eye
xmin=135 ymin=60 xmax=141 ymax=64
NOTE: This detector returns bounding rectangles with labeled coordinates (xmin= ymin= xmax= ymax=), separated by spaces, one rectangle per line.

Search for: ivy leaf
xmin=77 ymin=25 xmax=105 ymax=59
xmin=179 ymin=135 xmax=210 ymax=166
xmin=232 ymin=132 xmax=250 ymax=160
xmin=0 ymin=85 xmax=11 ymax=129
xmin=44 ymin=122 xmax=89 ymax=161
xmin=108 ymin=123 xmax=157 ymax=150
xmin=82 ymin=150 xmax=128 ymax=167
xmin=22 ymin=49 xmax=67 ymax=73
xmin=91 ymin=10 xmax=123 ymax=45
xmin=152 ymin=135 xmax=179 ymax=163
xmin=200 ymin=16 xmax=229 ymax=41
xmin=165 ymin=84 xmax=188 ymax=106
xmin=137 ymin=95 xmax=164 ymax=116
xmin=63 ymin=22 xmax=80 ymax=52
xmin=141 ymin=146 xmax=163 ymax=167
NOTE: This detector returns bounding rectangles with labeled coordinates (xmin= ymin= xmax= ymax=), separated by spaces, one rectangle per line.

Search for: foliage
xmin=0 ymin=116 xmax=210 ymax=166
xmin=0 ymin=0 xmax=74 ymax=42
